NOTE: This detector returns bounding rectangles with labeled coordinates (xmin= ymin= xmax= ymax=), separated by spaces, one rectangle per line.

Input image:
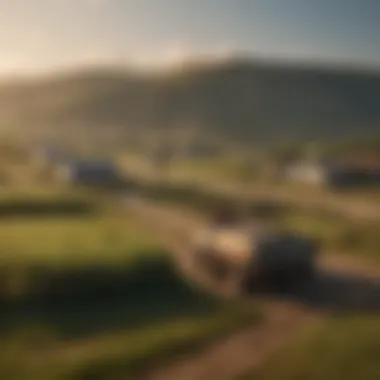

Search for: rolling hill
xmin=1 ymin=58 xmax=380 ymax=142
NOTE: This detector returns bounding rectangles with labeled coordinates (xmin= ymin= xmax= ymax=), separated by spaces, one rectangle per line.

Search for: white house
xmin=284 ymin=161 xmax=328 ymax=185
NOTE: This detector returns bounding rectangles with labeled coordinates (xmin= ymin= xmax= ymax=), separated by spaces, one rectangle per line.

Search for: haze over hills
xmin=1 ymin=58 xmax=380 ymax=143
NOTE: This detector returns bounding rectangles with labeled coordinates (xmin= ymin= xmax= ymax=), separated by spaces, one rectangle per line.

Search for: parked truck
xmin=189 ymin=216 xmax=319 ymax=293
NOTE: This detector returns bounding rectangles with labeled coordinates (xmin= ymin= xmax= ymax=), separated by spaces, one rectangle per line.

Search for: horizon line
xmin=1 ymin=53 xmax=380 ymax=83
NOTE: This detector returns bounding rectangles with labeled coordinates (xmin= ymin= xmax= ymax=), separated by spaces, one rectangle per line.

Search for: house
xmin=283 ymin=161 xmax=327 ymax=185
xmin=56 ymin=160 xmax=132 ymax=190
xmin=326 ymin=161 xmax=380 ymax=189
xmin=284 ymin=157 xmax=380 ymax=189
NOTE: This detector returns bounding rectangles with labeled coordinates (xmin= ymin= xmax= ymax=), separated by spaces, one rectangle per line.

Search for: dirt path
xmin=128 ymin=196 xmax=380 ymax=307
xmin=127 ymin=167 xmax=380 ymax=222
xmin=319 ymin=254 xmax=380 ymax=280
xmin=129 ymin=197 xmax=379 ymax=380
xmin=198 ymin=181 xmax=380 ymax=222
xmin=142 ymin=305 xmax=322 ymax=380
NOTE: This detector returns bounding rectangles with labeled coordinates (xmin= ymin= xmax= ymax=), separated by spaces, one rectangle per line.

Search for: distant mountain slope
xmin=1 ymin=59 xmax=380 ymax=142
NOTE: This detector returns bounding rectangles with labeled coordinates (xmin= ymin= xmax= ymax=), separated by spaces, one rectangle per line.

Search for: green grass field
xmin=243 ymin=316 xmax=380 ymax=380
xmin=277 ymin=210 xmax=380 ymax=261
xmin=0 ymin=213 xmax=158 ymax=267
xmin=1 ymin=266 xmax=256 ymax=380
xmin=0 ymin=189 xmax=258 ymax=380
xmin=169 ymin=157 xmax=248 ymax=181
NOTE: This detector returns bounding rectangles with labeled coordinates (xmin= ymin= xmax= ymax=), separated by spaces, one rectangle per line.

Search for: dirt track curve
xmin=125 ymin=166 xmax=380 ymax=222
xmin=127 ymin=197 xmax=380 ymax=380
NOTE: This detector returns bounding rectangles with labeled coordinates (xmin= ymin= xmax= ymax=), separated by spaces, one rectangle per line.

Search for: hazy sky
xmin=1 ymin=0 xmax=380 ymax=75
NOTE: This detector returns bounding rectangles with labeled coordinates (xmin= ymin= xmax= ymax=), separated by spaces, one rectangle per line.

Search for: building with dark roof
xmin=56 ymin=160 xmax=133 ymax=190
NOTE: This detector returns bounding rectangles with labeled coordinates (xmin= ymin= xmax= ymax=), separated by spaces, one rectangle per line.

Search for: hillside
xmin=1 ymin=59 xmax=380 ymax=142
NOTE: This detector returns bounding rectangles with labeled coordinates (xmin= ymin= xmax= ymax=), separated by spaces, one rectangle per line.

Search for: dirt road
xmin=143 ymin=305 xmax=321 ymax=380
xmin=204 ymin=182 xmax=380 ymax=221
xmin=128 ymin=197 xmax=380 ymax=380
xmin=128 ymin=196 xmax=380 ymax=306
xmin=126 ymin=165 xmax=380 ymax=222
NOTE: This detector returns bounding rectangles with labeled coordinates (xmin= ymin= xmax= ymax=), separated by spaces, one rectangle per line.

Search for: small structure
xmin=56 ymin=160 xmax=131 ymax=190
xmin=326 ymin=162 xmax=380 ymax=189
xmin=32 ymin=145 xmax=70 ymax=168
xmin=283 ymin=160 xmax=328 ymax=185
xmin=284 ymin=158 xmax=380 ymax=189
xmin=31 ymin=144 xmax=73 ymax=184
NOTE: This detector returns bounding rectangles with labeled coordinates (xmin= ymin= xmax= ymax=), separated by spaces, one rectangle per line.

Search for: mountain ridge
xmin=1 ymin=58 xmax=380 ymax=142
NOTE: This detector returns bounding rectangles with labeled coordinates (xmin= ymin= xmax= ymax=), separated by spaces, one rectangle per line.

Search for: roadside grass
xmin=0 ymin=190 xmax=259 ymax=380
xmin=0 ymin=213 xmax=158 ymax=267
xmin=0 ymin=182 xmax=157 ymax=268
xmin=140 ymin=181 xmax=380 ymax=262
xmin=152 ymin=155 xmax=380 ymax=200
xmin=0 ymin=184 xmax=77 ymax=200
xmin=242 ymin=316 xmax=380 ymax=380
xmin=60 ymin=304 xmax=255 ymax=380
xmin=0 ymin=252 xmax=258 ymax=380
xmin=168 ymin=156 xmax=380 ymax=198
xmin=169 ymin=157 xmax=245 ymax=182
xmin=278 ymin=210 xmax=380 ymax=261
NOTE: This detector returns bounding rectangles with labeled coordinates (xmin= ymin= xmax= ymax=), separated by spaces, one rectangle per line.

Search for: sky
xmin=1 ymin=0 xmax=380 ymax=75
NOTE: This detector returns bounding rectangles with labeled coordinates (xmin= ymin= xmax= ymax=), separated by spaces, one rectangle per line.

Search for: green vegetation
xmin=0 ymin=213 xmax=157 ymax=267
xmin=168 ymin=155 xmax=262 ymax=183
xmin=2 ymin=61 xmax=380 ymax=142
xmin=243 ymin=316 xmax=380 ymax=380
xmin=53 ymin=306 xmax=254 ymax=380
xmin=278 ymin=209 xmax=380 ymax=261
xmin=0 ymin=189 xmax=258 ymax=380
xmin=0 ymin=141 xmax=378 ymax=379
xmin=323 ymin=136 xmax=380 ymax=158
xmin=140 ymin=182 xmax=380 ymax=261
xmin=0 ymin=254 xmax=257 ymax=380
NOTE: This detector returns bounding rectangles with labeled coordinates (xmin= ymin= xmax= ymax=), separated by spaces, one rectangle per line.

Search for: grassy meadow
xmin=119 ymin=149 xmax=380 ymax=263
xmin=0 ymin=182 xmax=258 ymax=380
xmin=120 ymin=151 xmax=380 ymax=198
xmin=0 ymin=145 xmax=378 ymax=380
xmin=0 ymin=207 xmax=157 ymax=267
xmin=242 ymin=316 xmax=380 ymax=380
xmin=277 ymin=209 xmax=380 ymax=261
